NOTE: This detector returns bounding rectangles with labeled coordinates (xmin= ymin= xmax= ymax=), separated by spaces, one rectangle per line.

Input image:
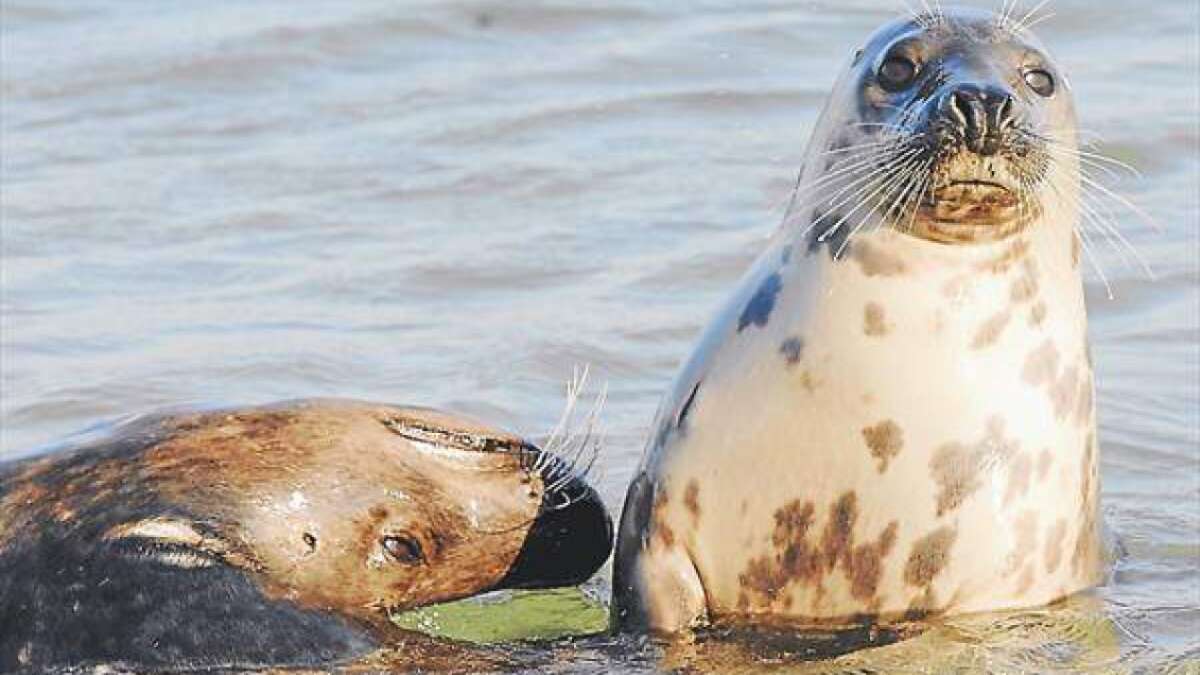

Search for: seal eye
xmin=381 ymin=535 xmax=424 ymax=565
xmin=878 ymin=56 xmax=917 ymax=91
xmin=1024 ymin=69 xmax=1055 ymax=97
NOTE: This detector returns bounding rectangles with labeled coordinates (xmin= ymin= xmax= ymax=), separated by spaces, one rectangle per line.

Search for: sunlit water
xmin=2 ymin=0 xmax=1197 ymax=672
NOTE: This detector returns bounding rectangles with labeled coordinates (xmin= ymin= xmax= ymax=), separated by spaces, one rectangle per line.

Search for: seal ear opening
xmin=102 ymin=517 xmax=259 ymax=571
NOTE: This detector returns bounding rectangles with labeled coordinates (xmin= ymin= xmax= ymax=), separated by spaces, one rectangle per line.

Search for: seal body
xmin=614 ymin=7 xmax=1103 ymax=632
xmin=0 ymin=399 xmax=612 ymax=671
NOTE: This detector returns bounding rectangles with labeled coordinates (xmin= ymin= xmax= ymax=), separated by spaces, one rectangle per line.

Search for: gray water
xmin=2 ymin=1 xmax=1197 ymax=672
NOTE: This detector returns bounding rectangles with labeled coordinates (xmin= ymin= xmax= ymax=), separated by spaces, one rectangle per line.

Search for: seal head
xmin=0 ymin=400 xmax=613 ymax=671
xmin=799 ymin=6 xmax=1077 ymax=248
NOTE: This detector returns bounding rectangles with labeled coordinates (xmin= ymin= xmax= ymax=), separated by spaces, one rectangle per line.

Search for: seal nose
xmin=497 ymin=473 xmax=613 ymax=590
xmin=940 ymin=84 xmax=1016 ymax=156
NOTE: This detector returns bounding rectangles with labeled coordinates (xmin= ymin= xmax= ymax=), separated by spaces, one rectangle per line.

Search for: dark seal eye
xmin=1024 ymin=69 xmax=1055 ymax=97
xmin=381 ymin=534 xmax=424 ymax=565
xmin=878 ymin=56 xmax=918 ymax=91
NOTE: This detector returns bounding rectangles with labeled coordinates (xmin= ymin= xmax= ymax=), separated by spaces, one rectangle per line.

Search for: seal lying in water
xmin=0 ymin=399 xmax=612 ymax=671
xmin=614 ymin=6 xmax=1103 ymax=632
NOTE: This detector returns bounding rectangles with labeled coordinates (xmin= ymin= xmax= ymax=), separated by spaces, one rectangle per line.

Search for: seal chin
xmin=909 ymin=175 xmax=1035 ymax=244
xmin=495 ymin=471 xmax=613 ymax=590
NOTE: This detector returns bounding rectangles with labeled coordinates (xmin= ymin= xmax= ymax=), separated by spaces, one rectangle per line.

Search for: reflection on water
xmin=2 ymin=0 xmax=1197 ymax=672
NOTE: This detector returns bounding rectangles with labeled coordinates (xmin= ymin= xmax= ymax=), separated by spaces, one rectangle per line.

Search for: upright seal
xmin=614 ymin=7 xmax=1103 ymax=632
xmin=0 ymin=399 xmax=612 ymax=671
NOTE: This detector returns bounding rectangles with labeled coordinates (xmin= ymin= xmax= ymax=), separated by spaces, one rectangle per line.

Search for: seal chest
xmin=614 ymin=7 xmax=1103 ymax=632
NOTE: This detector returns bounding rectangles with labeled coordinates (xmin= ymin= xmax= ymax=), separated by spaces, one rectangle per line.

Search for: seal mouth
xmin=495 ymin=461 xmax=613 ymax=590
xmin=925 ymin=179 xmax=1018 ymax=219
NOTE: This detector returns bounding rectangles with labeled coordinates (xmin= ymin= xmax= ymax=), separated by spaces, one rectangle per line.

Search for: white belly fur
xmin=627 ymin=213 xmax=1103 ymax=628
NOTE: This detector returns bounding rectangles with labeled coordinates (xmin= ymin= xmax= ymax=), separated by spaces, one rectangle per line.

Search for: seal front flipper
xmin=612 ymin=472 xmax=707 ymax=633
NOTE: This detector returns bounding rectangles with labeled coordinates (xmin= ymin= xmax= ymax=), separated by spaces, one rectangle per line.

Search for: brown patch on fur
xmin=976 ymin=238 xmax=1030 ymax=274
xmin=1004 ymin=452 xmax=1033 ymax=506
xmin=1071 ymin=433 xmax=1102 ymax=577
xmin=903 ymin=587 xmax=940 ymax=621
xmin=852 ymin=240 xmax=907 ymax=277
xmin=1071 ymin=232 xmax=1081 ymax=269
xmin=929 ymin=417 xmax=1017 ymax=517
xmin=1007 ymin=510 xmax=1039 ymax=573
xmin=904 ymin=527 xmax=957 ymax=587
xmin=683 ymin=480 xmax=701 ymax=524
xmin=1049 ymin=365 xmax=1080 ymax=420
xmin=1010 ymin=275 xmax=1038 ymax=304
xmin=861 ymin=420 xmax=904 ymax=473
xmin=1024 ymin=340 xmax=1087 ymax=421
xmin=1022 ymin=339 xmax=1060 ymax=386
xmin=1074 ymin=375 xmax=1094 ymax=426
xmin=1044 ymin=518 xmax=1067 ymax=574
xmin=652 ymin=486 xmax=675 ymax=548
xmin=864 ymin=302 xmax=890 ymax=337
xmin=1037 ymin=448 xmax=1053 ymax=483
xmin=739 ymin=493 xmax=899 ymax=610
xmin=971 ymin=311 xmax=1012 ymax=349
xmin=1015 ymin=563 xmax=1036 ymax=595
xmin=848 ymin=522 xmax=898 ymax=601
xmin=820 ymin=493 xmax=858 ymax=571
xmin=1029 ymin=301 xmax=1048 ymax=327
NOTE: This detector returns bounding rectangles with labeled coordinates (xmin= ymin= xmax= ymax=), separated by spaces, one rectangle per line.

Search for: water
xmin=2 ymin=0 xmax=1197 ymax=672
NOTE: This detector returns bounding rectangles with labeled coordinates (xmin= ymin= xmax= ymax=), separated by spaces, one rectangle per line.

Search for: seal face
xmin=0 ymin=400 xmax=613 ymax=671
xmin=614 ymin=7 xmax=1102 ymax=633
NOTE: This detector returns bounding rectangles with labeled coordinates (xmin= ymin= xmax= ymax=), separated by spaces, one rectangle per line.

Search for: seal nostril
xmin=997 ymin=95 xmax=1016 ymax=131
xmin=947 ymin=90 xmax=971 ymax=128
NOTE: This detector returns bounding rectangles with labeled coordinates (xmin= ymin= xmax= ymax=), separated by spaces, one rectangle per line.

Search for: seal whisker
xmin=786 ymin=152 xmax=912 ymax=230
xmin=812 ymin=148 xmax=924 ymax=244
xmin=836 ymin=159 xmax=918 ymax=257
xmin=1009 ymin=0 xmax=1054 ymax=35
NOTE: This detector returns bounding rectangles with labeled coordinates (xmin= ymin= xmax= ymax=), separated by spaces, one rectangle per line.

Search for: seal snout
xmin=939 ymin=84 xmax=1017 ymax=156
xmin=497 ymin=456 xmax=613 ymax=590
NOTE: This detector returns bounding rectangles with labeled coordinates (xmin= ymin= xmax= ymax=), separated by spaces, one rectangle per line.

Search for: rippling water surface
xmin=2 ymin=1 xmax=1197 ymax=672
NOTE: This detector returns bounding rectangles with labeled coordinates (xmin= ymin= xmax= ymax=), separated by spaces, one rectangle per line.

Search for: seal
xmin=613 ymin=6 xmax=1104 ymax=633
xmin=0 ymin=399 xmax=613 ymax=671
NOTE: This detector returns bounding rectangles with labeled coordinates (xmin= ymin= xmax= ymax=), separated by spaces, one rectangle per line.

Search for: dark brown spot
xmin=739 ymin=493 xmax=898 ymax=610
xmin=683 ymin=480 xmax=701 ymax=523
xmin=903 ymin=587 xmax=940 ymax=621
xmin=904 ymin=526 xmax=957 ymax=587
xmin=1044 ymin=518 xmax=1067 ymax=574
xmin=852 ymin=239 xmax=907 ymax=277
xmin=864 ymin=302 xmax=890 ymax=337
xmin=848 ymin=522 xmax=898 ymax=601
xmin=1004 ymin=452 xmax=1033 ymax=506
xmin=821 ymin=493 xmax=858 ymax=570
xmin=930 ymin=418 xmax=1017 ymax=517
xmin=971 ymin=311 xmax=1012 ymax=349
xmin=862 ymin=420 xmax=904 ymax=473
